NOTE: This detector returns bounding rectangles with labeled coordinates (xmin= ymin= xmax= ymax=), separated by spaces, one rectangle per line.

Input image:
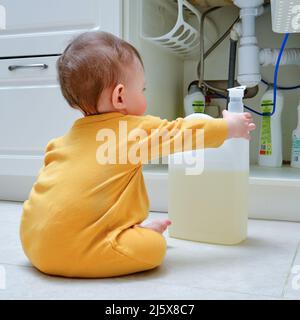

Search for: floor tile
xmin=283 ymin=243 xmax=300 ymax=299
xmin=0 ymin=201 xmax=23 ymax=224
xmin=0 ymin=202 xmax=29 ymax=267
xmin=1 ymin=202 xmax=300 ymax=300
xmin=0 ymin=264 xmax=280 ymax=300
xmin=128 ymin=219 xmax=300 ymax=298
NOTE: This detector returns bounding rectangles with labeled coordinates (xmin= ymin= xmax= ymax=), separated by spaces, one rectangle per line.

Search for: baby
xmin=20 ymin=31 xmax=255 ymax=278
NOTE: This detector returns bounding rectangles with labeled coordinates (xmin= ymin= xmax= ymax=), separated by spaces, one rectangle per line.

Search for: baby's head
xmin=57 ymin=31 xmax=146 ymax=116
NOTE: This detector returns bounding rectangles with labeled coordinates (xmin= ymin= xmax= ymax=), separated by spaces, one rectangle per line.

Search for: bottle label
xmin=192 ymin=100 xmax=205 ymax=113
xmin=259 ymin=100 xmax=273 ymax=156
xmin=292 ymin=135 xmax=300 ymax=163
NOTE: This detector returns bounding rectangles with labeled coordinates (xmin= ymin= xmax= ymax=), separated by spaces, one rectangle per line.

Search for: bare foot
xmin=138 ymin=219 xmax=172 ymax=234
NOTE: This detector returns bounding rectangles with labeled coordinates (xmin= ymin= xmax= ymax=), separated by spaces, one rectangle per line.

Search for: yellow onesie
xmin=20 ymin=112 xmax=228 ymax=278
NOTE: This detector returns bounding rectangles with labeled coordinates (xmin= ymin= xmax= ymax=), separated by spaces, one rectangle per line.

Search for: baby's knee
xmin=112 ymin=226 xmax=167 ymax=268
xmin=136 ymin=227 xmax=167 ymax=267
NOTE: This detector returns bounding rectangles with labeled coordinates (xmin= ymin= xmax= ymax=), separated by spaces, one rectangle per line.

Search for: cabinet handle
xmin=8 ymin=64 xmax=48 ymax=71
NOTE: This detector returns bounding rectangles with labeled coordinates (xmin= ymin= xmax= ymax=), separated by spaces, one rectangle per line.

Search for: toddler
xmin=20 ymin=31 xmax=255 ymax=278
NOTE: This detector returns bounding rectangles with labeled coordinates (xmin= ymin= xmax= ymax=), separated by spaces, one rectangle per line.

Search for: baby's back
xmin=20 ymin=113 xmax=151 ymax=272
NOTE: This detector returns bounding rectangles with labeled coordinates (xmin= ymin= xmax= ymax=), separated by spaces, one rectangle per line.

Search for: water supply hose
xmin=270 ymin=33 xmax=290 ymax=117
xmin=218 ymin=33 xmax=290 ymax=117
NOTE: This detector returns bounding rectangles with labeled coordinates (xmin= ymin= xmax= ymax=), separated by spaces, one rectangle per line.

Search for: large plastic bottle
xmin=291 ymin=100 xmax=300 ymax=168
xmin=184 ymin=84 xmax=205 ymax=116
xmin=168 ymin=86 xmax=249 ymax=245
xmin=258 ymin=89 xmax=284 ymax=167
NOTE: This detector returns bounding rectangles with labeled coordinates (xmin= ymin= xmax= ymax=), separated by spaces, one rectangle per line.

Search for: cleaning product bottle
xmin=258 ymin=89 xmax=284 ymax=167
xmin=168 ymin=86 xmax=249 ymax=245
xmin=291 ymin=100 xmax=300 ymax=168
xmin=184 ymin=83 xmax=205 ymax=116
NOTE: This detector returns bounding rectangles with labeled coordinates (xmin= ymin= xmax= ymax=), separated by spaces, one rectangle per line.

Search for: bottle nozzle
xmin=227 ymin=86 xmax=246 ymax=113
xmin=227 ymin=86 xmax=246 ymax=100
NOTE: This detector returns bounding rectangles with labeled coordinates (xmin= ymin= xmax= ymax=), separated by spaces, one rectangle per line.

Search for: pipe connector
xmin=259 ymin=48 xmax=300 ymax=67
xmin=230 ymin=22 xmax=242 ymax=41
xmin=233 ymin=0 xmax=265 ymax=87
xmin=233 ymin=0 xmax=264 ymax=9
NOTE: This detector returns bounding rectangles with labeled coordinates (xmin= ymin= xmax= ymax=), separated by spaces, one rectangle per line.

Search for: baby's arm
xmin=133 ymin=110 xmax=255 ymax=162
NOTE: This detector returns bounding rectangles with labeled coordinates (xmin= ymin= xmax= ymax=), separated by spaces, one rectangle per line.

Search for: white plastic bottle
xmin=291 ymin=101 xmax=300 ymax=168
xmin=258 ymin=89 xmax=284 ymax=167
xmin=168 ymin=86 xmax=249 ymax=245
xmin=184 ymin=84 xmax=205 ymax=116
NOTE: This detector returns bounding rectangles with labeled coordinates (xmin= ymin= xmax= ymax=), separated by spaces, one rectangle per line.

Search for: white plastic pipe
xmin=259 ymin=48 xmax=300 ymax=66
xmin=232 ymin=1 xmax=300 ymax=87
xmin=233 ymin=0 xmax=264 ymax=87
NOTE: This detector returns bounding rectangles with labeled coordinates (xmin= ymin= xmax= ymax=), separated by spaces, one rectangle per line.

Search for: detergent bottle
xmin=184 ymin=84 xmax=206 ymax=116
xmin=168 ymin=86 xmax=249 ymax=245
xmin=258 ymin=89 xmax=284 ymax=167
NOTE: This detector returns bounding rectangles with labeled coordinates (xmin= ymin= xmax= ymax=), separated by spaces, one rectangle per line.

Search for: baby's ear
xmin=112 ymin=84 xmax=125 ymax=110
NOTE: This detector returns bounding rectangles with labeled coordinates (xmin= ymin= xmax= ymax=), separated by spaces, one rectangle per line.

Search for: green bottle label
xmin=192 ymin=100 xmax=205 ymax=113
xmin=292 ymin=135 xmax=300 ymax=162
xmin=259 ymin=100 xmax=273 ymax=156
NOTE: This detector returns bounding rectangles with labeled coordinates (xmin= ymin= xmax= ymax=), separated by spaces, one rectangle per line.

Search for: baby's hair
xmin=57 ymin=31 xmax=144 ymax=115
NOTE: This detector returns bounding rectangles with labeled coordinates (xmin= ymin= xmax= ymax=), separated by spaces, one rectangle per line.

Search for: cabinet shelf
xmin=143 ymin=164 xmax=300 ymax=221
xmin=250 ymin=165 xmax=300 ymax=187
xmin=144 ymin=164 xmax=300 ymax=185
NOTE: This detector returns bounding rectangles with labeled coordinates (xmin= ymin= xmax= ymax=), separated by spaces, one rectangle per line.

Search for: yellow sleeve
xmin=129 ymin=115 xmax=229 ymax=162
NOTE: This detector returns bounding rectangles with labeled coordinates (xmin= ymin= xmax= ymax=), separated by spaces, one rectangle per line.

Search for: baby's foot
xmin=138 ymin=219 xmax=172 ymax=234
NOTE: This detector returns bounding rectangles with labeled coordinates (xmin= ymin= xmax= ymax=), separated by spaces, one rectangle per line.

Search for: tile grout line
xmin=281 ymin=239 xmax=300 ymax=298
xmin=188 ymin=285 xmax=282 ymax=300
xmin=186 ymin=283 xmax=282 ymax=300
xmin=136 ymin=277 xmax=282 ymax=300
xmin=0 ymin=262 xmax=34 ymax=269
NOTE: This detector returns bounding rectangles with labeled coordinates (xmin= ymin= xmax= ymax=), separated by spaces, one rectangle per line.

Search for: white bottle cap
xmin=227 ymin=86 xmax=246 ymax=113
xmin=189 ymin=84 xmax=201 ymax=95
xmin=227 ymin=86 xmax=246 ymax=100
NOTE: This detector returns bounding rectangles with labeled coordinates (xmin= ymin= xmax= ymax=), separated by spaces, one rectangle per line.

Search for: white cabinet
xmin=0 ymin=0 xmax=122 ymax=56
xmin=0 ymin=0 xmax=123 ymax=201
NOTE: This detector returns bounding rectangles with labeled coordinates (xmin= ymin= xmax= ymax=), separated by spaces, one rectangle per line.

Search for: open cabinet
xmin=124 ymin=0 xmax=300 ymax=221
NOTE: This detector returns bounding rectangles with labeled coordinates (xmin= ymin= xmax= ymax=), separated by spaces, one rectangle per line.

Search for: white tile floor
xmin=0 ymin=201 xmax=300 ymax=300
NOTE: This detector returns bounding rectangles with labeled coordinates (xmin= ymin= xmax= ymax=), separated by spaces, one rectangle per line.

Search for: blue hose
xmin=269 ymin=33 xmax=290 ymax=116
xmin=220 ymin=33 xmax=290 ymax=117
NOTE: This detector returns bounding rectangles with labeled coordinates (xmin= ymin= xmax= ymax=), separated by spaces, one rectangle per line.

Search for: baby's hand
xmin=223 ymin=110 xmax=256 ymax=140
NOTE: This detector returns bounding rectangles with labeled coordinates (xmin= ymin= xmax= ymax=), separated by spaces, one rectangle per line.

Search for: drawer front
xmin=0 ymin=56 xmax=81 ymax=176
xmin=0 ymin=56 xmax=59 ymax=85
xmin=0 ymin=0 xmax=122 ymax=56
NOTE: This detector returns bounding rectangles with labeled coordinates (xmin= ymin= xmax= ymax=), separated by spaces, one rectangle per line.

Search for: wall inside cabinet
xmin=184 ymin=5 xmax=300 ymax=164
xmin=123 ymin=0 xmax=184 ymax=121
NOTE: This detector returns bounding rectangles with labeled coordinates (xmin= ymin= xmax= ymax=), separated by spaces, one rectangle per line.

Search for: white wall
xmin=123 ymin=0 xmax=184 ymax=121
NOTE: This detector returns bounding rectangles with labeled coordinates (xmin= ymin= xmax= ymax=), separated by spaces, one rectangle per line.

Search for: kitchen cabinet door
xmin=0 ymin=0 xmax=122 ymax=57
xmin=0 ymin=56 xmax=81 ymax=201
